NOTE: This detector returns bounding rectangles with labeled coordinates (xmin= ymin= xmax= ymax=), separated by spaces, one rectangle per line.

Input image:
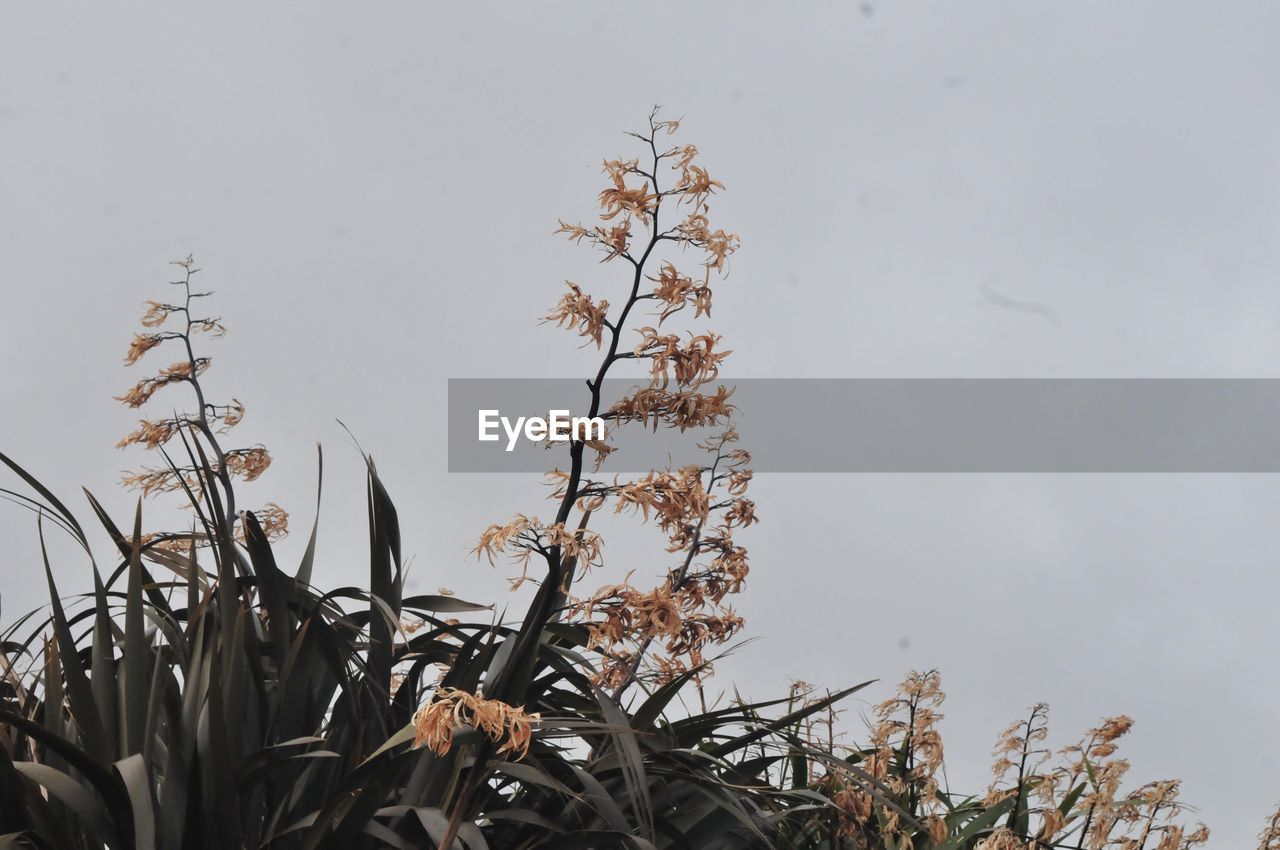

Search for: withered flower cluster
xmin=477 ymin=110 xmax=752 ymax=693
xmin=473 ymin=513 xmax=604 ymax=591
xmin=1045 ymin=715 xmax=1207 ymax=850
xmin=985 ymin=704 xmax=1052 ymax=807
xmin=549 ymin=112 xmax=741 ymax=434
xmin=806 ymin=673 xmax=1210 ymax=850
xmin=412 ymin=687 xmax=538 ymax=761
xmin=834 ymin=671 xmax=950 ymax=847
xmin=568 ymin=430 xmax=755 ymax=689
xmin=546 ymin=282 xmax=610 ymax=348
xmin=115 ymin=255 xmax=282 ymax=543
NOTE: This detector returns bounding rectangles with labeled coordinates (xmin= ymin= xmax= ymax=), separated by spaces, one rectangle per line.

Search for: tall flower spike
xmin=486 ymin=111 xmax=755 ymax=698
xmin=116 ymin=256 xmax=280 ymax=542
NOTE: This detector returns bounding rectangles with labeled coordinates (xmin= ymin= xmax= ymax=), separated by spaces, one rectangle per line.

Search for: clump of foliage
xmin=0 ymin=110 xmax=1271 ymax=850
xmin=781 ymin=673 xmax=1218 ymax=849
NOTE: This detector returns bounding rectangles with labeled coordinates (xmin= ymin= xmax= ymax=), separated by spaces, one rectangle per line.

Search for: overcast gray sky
xmin=3 ymin=3 xmax=1279 ymax=844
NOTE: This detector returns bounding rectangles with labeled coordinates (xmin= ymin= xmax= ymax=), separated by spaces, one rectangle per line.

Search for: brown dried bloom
xmin=1080 ymin=758 xmax=1131 ymax=850
xmin=1059 ymin=714 xmax=1135 ymax=790
xmin=974 ymin=828 xmax=1027 ymax=850
xmin=217 ymin=399 xmax=246 ymax=431
xmin=633 ymin=328 xmax=730 ymax=390
xmin=116 ymin=256 xmax=277 ymax=565
xmin=473 ymin=514 xmax=538 ymax=564
xmin=121 ymin=467 xmax=193 ymax=497
xmin=238 ymin=503 xmax=288 ymax=542
xmin=546 ymin=281 xmax=610 ymax=348
xmin=554 ymin=220 xmax=591 ymax=243
xmin=598 ymin=158 xmax=657 ymax=224
xmin=606 ymin=385 xmax=735 ymax=432
xmin=567 ymin=430 xmax=754 ymax=689
xmin=985 ymin=703 xmax=1050 ymax=806
xmin=115 ymin=358 xmax=211 ymax=408
xmin=1183 ymin=824 xmax=1211 ymax=848
xmin=123 ymin=333 xmax=166 ymax=365
xmin=1098 ymin=779 xmax=1206 ymax=850
xmin=650 ymin=262 xmax=712 ymax=322
xmin=573 ymin=578 xmax=744 ymax=686
xmin=116 ymin=417 xmax=188 ymax=450
xmin=671 ymin=146 xmax=724 ymax=206
xmin=472 ymin=514 xmax=604 ymax=589
xmin=595 ymin=219 xmax=632 ymax=260
xmin=140 ymin=300 xmax=176 ymax=327
xmin=677 ymin=211 xmax=739 ymax=275
xmin=412 ymin=688 xmax=538 ymax=760
xmin=192 ymin=318 xmax=226 ymax=336
xmin=853 ymin=671 xmax=948 ymax=844
xmin=532 ymin=114 xmax=753 ymax=698
xmin=1090 ymin=715 xmax=1134 ymax=758
xmin=613 ymin=465 xmax=710 ymax=549
xmin=222 ymin=446 xmax=272 ymax=482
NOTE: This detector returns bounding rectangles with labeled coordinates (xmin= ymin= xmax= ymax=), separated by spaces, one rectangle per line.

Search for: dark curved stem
xmin=441 ymin=114 xmax=668 ymax=850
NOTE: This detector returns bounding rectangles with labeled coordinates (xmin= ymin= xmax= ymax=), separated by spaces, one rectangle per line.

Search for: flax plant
xmin=777 ymin=672 xmax=1219 ymax=850
xmin=0 ymin=112 xmax=871 ymax=850
xmin=0 ymin=110 xmax=1264 ymax=850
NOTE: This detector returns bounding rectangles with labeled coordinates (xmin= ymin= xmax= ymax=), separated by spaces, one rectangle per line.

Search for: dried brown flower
xmin=546 ymin=282 xmax=610 ymax=348
xmin=115 ymin=358 xmax=210 ymax=408
xmin=412 ymin=688 xmax=538 ymax=760
xmin=116 ymin=417 xmax=189 ymax=450
xmin=222 ymin=446 xmax=272 ymax=482
xmin=606 ymin=385 xmax=735 ymax=431
xmin=553 ymin=220 xmax=591 ymax=243
xmin=140 ymin=300 xmax=175 ymax=328
xmin=650 ymin=262 xmax=712 ymax=322
xmin=123 ymin=333 xmax=165 ymax=365
xmin=598 ymin=158 xmax=657 ymax=224
xmin=239 ymin=503 xmax=288 ymax=542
